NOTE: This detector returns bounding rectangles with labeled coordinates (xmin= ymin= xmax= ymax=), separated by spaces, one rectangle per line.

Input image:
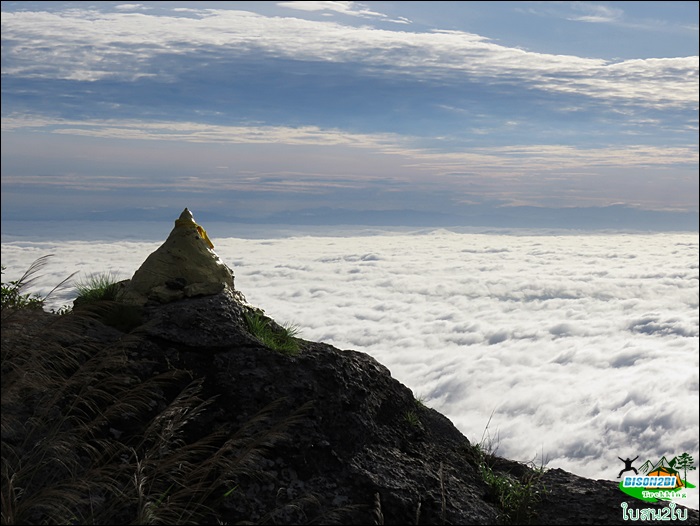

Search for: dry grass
xmin=2 ymin=258 xmax=371 ymax=525
xmin=1 ymin=263 xmax=315 ymax=525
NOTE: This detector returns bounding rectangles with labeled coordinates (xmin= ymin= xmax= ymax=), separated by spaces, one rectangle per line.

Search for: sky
xmin=1 ymin=1 xmax=699 ymax=230
xmin=1 ymin=224 xmax=698 ymax=509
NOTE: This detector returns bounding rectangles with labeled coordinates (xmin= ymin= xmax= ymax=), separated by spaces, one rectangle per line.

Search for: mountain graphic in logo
xmin=639 ymin=456 xmax=676 ymax=475
xmin=638 ymin=456 xmax=683 ymax=488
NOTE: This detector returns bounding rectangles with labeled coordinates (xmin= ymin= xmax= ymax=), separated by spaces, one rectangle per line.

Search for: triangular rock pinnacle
xmin=119 ymin=208 xmax=235 ymax=305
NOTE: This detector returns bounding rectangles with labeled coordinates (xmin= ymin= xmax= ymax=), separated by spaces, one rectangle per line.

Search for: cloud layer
xmin=2 ymin=6 xmax=696 ymax=107
xmin=2 ymin=225 xmax=698 ymax=508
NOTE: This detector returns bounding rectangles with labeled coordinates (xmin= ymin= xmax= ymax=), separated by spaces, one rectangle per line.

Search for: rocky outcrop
xmin=118 ymin=208 xmax=236 ymax=305
xmin=102 ymin=212 xmax=700 ymax=524
xmin=45 ymin=289 xmax=699 ymax=525
xmin=4 ymin=211 xmax=696 ymax=525
xmin=134 ymin=290 xmax=498 ymax=524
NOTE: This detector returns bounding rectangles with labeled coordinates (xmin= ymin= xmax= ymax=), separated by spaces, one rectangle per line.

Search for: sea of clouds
xmin=2 ymin=223 xmax=698 ymax=509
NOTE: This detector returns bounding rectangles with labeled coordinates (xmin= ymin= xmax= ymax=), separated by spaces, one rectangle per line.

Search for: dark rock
xmin=127 ymin=292 xmax=502 ymax=524
xmin=139 ymin=288 xmax=258 ymax=348
xmin=113 ymin=291 xmax=700 ymax=524
xmin=3 ymin=290 xmax=697 ymax=525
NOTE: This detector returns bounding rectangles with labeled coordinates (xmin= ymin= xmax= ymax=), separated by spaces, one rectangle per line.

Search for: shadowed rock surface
xmin=7 ymin=290 xmax=694 ymax=525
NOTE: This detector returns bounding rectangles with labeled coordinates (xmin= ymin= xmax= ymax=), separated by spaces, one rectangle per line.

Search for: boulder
xmin=118 ymin=208 xmax=235 ymax=305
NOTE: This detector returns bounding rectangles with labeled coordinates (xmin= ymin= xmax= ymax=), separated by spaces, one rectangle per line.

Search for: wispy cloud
xmin=0 ymin=115 xmax=404 ymax=149
xmin=3 ymin=112 xmax=697 ymax=215
xmin=527 ymin=1 xmax=698 ymax=34
xmin=114 ymin=3 xmax=150 ymax=11
xmin=277 ymin=1 xmax=411 ymax=24
xmin=1 ymin=3 xmax=696 ymax=223
xmin=1 ymin=7 xmax=696 ymax=107
xmin=566 ymin=2 xmax=623 ymax=24
xmin=408 ymin=144 xmax=699 ymax=172
xmin=4 ymin=115 xmax=695 ymax=173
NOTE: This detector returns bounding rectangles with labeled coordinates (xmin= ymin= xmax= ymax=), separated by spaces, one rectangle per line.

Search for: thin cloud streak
xmin=527 ymin=1 xmax=697 ymax=33
xmin=566 ymin=3 xmax=624 ymax=24
xmin=1 ymin=116 xmax=403 ymax=149
xmin=3 ymin=115 xmax=696 ymax=172
xmin=277 ymin=1 xmax=412 ymax=24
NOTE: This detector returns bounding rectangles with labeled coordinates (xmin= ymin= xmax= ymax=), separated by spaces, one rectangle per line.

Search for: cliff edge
xmin=2 ymin=210 xmax=695 ymax=525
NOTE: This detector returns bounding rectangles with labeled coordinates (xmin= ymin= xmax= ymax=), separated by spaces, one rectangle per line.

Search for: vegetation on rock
xmin=243 ymin=310 xmax=301 ymax=355
xmin=74 ymin=271 xmax=121 ymax=305
xmin=2 ymin=254 xmax=697 ymax=525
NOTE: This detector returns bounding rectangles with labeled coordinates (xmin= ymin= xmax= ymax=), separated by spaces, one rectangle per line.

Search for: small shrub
xmin=477 ymin=458 xmax=545 ymax=525
xmin=244 ymin=311 xmax=300 ymax=355
xmin=1 ymin=256 xmax=75 ymax=316
xmin=1 ymin=266 xmax=44 ymax=311
xmin=464 ymin=417 xmax=547 ymax=525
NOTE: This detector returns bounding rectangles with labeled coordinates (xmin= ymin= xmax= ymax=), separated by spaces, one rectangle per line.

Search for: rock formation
xmin=2 ymin=210 xmax=697 ymax=525
xmin=118 ymin=208 xmax=236 ymax=305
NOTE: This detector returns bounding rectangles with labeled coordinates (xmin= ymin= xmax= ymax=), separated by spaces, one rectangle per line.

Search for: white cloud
xmin=405 ymin=143 xmax=700 ymax=173
xmin=0 ymin=115 xmax=403 ymax=149
xmin=567 ymin=3 xmax=624 ymax=24
xmin=2 ymin=225 xmax=698 ymax=509
xmin=114 ymin=4 xmax=148 ymax=11
xmin=527 ymin=2 xmax=695 ymax=35
xmin=277 ymin=1 xmax=410 ymax=24
xmin=1 ymin=6 xmax=696 ymax=107
xmin=2 ymin=115 xmax=696 ymax=189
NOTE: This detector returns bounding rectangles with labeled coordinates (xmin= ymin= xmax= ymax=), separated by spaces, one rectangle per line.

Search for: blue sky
xmin=1 ymin=1 xmax=698 ymax=229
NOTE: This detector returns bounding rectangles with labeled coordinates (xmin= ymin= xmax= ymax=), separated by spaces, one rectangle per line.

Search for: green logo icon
xmin=618 ymin=453 xmax=697 ymax=503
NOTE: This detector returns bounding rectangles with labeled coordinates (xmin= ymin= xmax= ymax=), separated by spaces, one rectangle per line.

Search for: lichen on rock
xmin=118 ymin=208 xmax=236 ymax=305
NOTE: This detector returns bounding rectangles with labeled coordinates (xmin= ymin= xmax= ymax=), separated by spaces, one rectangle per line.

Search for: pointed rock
xmin=119 ymin=208 xmax=235 ymax=305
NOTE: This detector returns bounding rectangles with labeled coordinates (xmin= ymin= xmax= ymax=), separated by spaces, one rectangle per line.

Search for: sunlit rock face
xmin=119 ymin=208 xmax=235 ymax=305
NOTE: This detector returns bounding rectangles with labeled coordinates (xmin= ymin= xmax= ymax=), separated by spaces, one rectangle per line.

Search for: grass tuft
xmin=404 ymin=410 xmax=421 ymax=428
xmin=1 ymin=260 xmax=320 ymax=524
xmin=463 ymin=410 xmax=547 ymax=525
xmin=244 ymin=311 xmax=301 ymax=356
xmin=74 ymin=271 xmax=121 ymax=305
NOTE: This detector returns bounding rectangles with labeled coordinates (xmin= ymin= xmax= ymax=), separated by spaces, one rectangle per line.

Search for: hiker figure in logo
xmin=617 ymin=456 xmax=639 ymax=478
